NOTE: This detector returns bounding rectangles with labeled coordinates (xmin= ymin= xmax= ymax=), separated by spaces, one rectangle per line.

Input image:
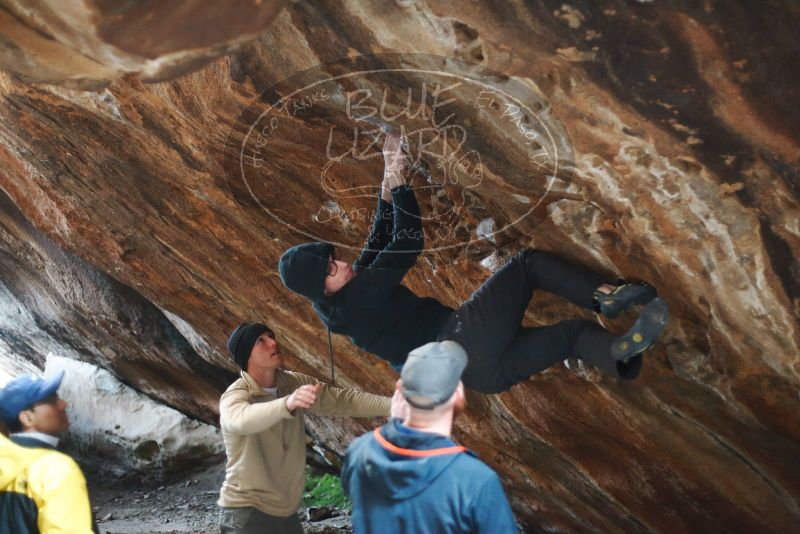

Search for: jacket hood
xmin=0 ymin=434 xmax=47 ymax=487
xmin=351 ymin=419 xmax=466 ymax=500
xmin=278 ymin=242 xmax=334 ymax=303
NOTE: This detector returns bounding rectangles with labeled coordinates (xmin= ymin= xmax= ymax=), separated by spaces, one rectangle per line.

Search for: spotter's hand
xmin=285 ymin=383 xmax=322 ymax=412
xmin=390 ymin=379 xmax=409 ymax=420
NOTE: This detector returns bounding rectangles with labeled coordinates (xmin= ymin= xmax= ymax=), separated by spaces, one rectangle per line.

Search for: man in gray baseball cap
xmin=401 ymin=340 xmax=467 ymax=410
xmin=342 ymin=341 xmax=518 ymax=533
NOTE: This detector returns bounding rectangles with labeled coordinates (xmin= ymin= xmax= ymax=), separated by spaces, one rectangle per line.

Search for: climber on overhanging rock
xmin=278 ymin=130 xmax=669 ymax=394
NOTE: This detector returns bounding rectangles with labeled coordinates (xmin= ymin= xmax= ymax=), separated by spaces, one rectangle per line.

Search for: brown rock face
xmin=0 ymin=0 xmax=288 ymax=88
xmin=1 ymin=1 xmax=799 ymax=531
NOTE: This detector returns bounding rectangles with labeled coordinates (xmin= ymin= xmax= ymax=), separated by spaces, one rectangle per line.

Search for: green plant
xmin=303 ymin=468 xmax=351 ymax=510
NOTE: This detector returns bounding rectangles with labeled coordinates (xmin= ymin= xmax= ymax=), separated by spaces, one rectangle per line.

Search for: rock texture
xmin=0 ymin=186 xmax=233 ymax=420
xmin=1 ymin=0 xmax=799 ymax=532
xmin=0 ymin=0 xmax=288 ymax=88
xmin=46 ymin=353 xmax=224 ymax=479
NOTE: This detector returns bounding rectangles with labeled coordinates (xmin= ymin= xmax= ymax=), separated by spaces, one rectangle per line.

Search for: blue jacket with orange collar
xmin=342 ymin=419 xmax=517 ymax=534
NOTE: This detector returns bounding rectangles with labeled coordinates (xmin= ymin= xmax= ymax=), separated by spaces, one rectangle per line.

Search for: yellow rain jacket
xmin=0 ymin=434 xmax=94 ymax=533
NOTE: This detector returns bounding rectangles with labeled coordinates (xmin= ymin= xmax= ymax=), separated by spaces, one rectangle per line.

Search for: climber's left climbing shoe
xmin=594 ymin=282 xmax=658 ymax=319
xmin=611 ymin=297 xmax=669 ymax=363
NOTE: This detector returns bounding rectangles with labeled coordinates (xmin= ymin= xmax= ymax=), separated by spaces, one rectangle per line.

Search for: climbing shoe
xmin=594 ymin=282 xmax=658 ymax=319
xmin=610 ymin=297 xmax=669 ymax=363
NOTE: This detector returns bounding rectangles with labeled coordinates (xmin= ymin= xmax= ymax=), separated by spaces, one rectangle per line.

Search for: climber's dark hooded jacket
xmin=279 ymin=186 xmax=453 ymax=368
xmin=341 ymin=419 xmax=518 ymax=533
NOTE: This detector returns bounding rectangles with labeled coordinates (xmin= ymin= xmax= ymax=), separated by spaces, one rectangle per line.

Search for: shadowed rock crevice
xmin=758 ymin=216 xmax=800 ymax=304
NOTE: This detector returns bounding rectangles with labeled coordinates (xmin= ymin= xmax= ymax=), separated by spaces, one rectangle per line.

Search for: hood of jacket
xmin=278 ymin=242 xmax=334 ymax=303
xmin=0 ymin=434 xmax=48 ymax=487
xmin=350 ymin=418 xmax=467 ymax=501
xmin=310 ymin=264 xmax=413 ymax=332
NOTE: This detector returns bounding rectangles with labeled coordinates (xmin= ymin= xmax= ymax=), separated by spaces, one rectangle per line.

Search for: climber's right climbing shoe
xmin=595 ymin=282 xmax=658 ymax=319
xmin=610 ymin=297 xmax=669 ymax=364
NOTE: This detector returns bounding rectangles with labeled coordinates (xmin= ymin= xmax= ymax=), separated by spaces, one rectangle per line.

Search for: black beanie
xmin=227 ymin=322 xmax=271 ymax=370
xmin=278 ymin=242 xmax=334 ymax=302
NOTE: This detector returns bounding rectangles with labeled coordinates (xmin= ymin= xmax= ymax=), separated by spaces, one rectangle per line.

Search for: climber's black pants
xmin=438 ymin=249 xmax=641 ymax=393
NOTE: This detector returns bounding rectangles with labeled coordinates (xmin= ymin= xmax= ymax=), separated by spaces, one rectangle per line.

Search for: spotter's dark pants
xmin=219 ymin=506 xmax=303 ymax=534
xmin=438 ymin=249 xmax=641 ymax=393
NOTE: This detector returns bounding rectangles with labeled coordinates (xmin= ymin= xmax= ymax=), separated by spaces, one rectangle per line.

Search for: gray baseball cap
xmin=401 ymin=341 xmax=468 ymax=410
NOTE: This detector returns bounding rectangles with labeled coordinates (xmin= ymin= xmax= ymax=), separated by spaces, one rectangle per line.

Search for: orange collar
xmin=372 ymin=428 xmax=467 ymax=458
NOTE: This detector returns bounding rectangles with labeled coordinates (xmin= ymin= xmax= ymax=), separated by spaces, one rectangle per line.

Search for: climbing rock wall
xmin=46 ymin=353 xmax=224 ymax=479
xmin=0 ymin=0 xmax=798 ymax=531
xmin=0 ymin=0 xmax=288 ymax=88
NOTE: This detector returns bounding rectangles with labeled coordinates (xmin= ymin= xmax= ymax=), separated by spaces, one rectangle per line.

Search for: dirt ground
xmin=88 ymin=460 xmax=352 ymax=534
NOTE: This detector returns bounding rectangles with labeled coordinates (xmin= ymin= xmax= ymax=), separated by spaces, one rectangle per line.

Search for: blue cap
xmin=0 ymin=370 xmax=65 ymax=426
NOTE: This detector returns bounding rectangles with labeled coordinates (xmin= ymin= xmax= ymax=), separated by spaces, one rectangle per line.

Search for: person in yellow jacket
xmin=0 ymin=371 xmax=94 ymax=534
xmin=218 ymin=322 xmax=393 ymax=534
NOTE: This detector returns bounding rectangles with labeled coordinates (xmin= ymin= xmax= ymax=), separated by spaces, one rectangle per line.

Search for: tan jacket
xmin=217 ymin=369 xmax=390 ymax=516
